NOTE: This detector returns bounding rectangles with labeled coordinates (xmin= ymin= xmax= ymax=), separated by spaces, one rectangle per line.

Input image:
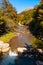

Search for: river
xmin=0 ymin=24 xmax=36 ymax=65
xmin=9 ymin=24 xmax=34 ymax=50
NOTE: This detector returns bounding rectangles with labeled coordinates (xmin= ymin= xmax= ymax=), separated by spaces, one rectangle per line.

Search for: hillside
xmin=18 ymin=8 xmax=34 ymax=25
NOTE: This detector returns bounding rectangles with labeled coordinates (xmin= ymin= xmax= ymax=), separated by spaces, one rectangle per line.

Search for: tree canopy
xmin=29 ymin=1 xmax=43 ymax=41
xmin=0 ymin=2 xmax=18 ymax=35
xmin=29 ymin=0 xmax=43 ymax=49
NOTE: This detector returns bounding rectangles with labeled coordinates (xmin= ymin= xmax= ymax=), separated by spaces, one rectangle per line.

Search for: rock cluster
xmin=0 ymin=41 xmax=10 ymax=54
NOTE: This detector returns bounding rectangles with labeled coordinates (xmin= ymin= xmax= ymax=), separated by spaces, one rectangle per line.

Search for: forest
xmin=0 ymin=0 xmax=43 ymax=49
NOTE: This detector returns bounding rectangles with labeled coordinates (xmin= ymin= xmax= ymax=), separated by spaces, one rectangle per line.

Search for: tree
xmin=3 ymin=4 xmax=18 ymax=31
xmin=18 ymin=8 xmax=33 ymax=25
xmin=32 ymin=38 xmax=43 ymax=49
xmin=29 ymin=0 xmax=43 ymax=41
xmin=0 ymin=17 xmax=6 ymax=35
xmin=0 ymin=0 xmax=18 ymax=33
xmin=29 ymin=0 xmax=43 ymax=49
xmin=40 ymin=0 xmax=43 ymax=4
xmin=0 ymin=9 xmax=8 ymax=34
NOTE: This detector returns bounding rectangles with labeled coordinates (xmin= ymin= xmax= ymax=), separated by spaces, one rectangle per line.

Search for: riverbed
xmin=9 ymin=24 xmax=34 ymax=50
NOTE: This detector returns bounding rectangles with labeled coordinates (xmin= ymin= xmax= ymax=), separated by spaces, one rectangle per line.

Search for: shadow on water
xmin=15 ymin=56 xmax=37 ymax=65
xmin=0 ymin=55 xmax=18 ymax=65
xmin=14 ymin=44 xmax=37 ymax=65
xmin=0 ymin=24 xmax=39 ymax=65
xmin=0 ymin=44 xmax=40 ymax=65
xmin=0 ymin=54 xmax=37 ymax=65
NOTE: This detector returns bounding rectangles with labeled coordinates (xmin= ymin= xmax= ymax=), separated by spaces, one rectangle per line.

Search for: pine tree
xmin=0 ymin=0 xmax=18 ymax=34
xmin=29 ymin=0 xmax=43 ymax=41
xmin=29 ymin=0 xmax=43 ymax=49
xmin=40 ymin=0 xmax=43 ymax=4
xmin=0 ymin=0 xmax=9 ymax=8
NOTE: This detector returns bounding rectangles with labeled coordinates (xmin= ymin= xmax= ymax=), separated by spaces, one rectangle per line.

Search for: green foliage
xmin=0 ymin=32 xmax=14 ymax=42
xmin=40 ymin=21 xmax=43 ymax=27
xmin=18 ymin=9 xmax=33 ymax=25
xmin=0 ymin=3 xmax=18 ymax=35
xmin=0 ymin=17 xmax=6 ymax=35
xmin=40 ymin=0 xmax=43 ymax=4
xmin=29 ymin=0 xmax=43 ymax=49
xmin=32 ymin=38 xmax=43 ymax=49
xmin=0 ymin=1 xmax=18 ymax=43
xmin=4 ymin=4 xmax=18 ymax=31
xmin=29 ymin=1 xmax=43 ymax=41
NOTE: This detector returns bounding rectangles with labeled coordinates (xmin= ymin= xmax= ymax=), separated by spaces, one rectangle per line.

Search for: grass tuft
xmin=0 ymin=32 xmax=14 ymax=43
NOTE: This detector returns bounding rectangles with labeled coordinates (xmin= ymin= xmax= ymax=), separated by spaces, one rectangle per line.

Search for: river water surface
xmin=9 ymin=24 xmax=34 ymax=50
xmin=0 ymin=24 xmax=36 ymax=65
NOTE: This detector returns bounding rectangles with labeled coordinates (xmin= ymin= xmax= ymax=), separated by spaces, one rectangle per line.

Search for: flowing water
xmin=0 ymin=50 xmax=18 ymax=65
xmin=9 ymin=24 xmax=34 ymax=50
xmin=0 ymin=24 xmax=35 ymax=65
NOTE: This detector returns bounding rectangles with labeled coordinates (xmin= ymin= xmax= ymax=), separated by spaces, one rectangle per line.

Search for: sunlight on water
xmin=9 ymin=50 xmax=18 ymax=56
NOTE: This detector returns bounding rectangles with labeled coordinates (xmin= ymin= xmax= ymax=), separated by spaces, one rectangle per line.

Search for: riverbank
xmin=0 ymin=32 xmax=15 ymax=43
xmin=0 ymin=41 xmax=43 ymax=65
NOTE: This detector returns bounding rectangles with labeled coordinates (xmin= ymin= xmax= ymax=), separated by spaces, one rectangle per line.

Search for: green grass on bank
xmin=0 ymin=32 xmax=15 ymax=43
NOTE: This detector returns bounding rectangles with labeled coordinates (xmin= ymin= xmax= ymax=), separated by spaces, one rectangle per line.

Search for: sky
xmin=9 ymin=0 xmax=40 ymax=13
